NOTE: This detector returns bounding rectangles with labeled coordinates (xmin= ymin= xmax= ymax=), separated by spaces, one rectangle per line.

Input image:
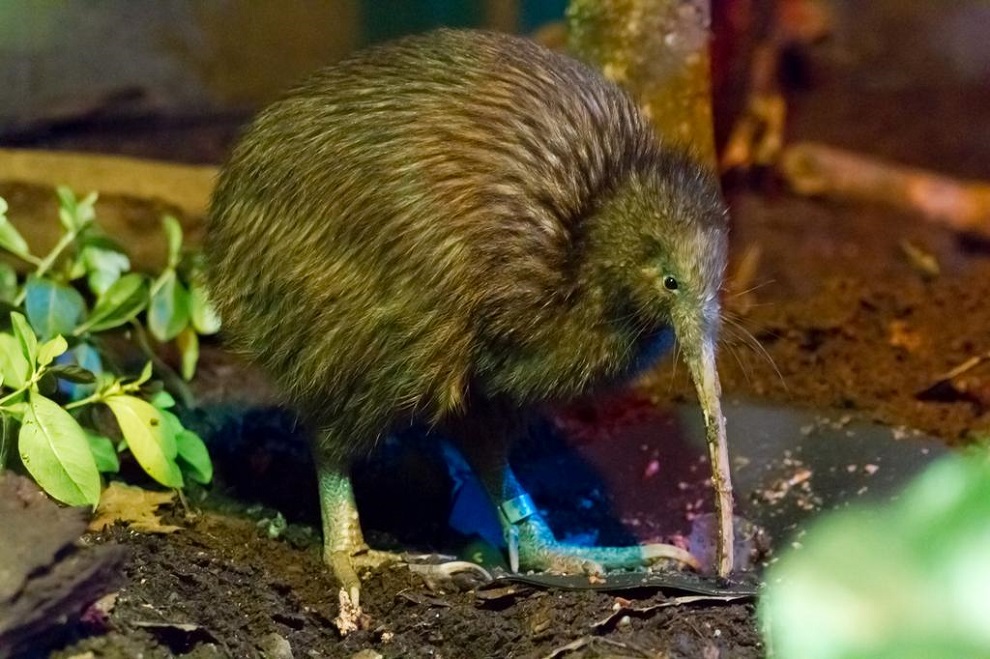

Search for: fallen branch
xmin=780 ymin=142 xmax=990 ymax=236
xmin=591 ymin=593 xmax=751 ymax=631
xmin=918 ymin=350 xmax=990 ymax=403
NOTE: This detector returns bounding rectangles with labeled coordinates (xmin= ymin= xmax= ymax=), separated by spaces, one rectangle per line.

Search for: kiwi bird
xmin=206 ymin=28 xmax=735 ymax=609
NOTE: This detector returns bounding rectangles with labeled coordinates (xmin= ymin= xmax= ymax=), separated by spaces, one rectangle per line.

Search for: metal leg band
xmin=499 ymin=494 xmax=537 ymax=525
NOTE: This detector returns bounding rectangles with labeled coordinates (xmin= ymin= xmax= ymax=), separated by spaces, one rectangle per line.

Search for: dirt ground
xmin=5 ymin=30 xmax=990 ymax=659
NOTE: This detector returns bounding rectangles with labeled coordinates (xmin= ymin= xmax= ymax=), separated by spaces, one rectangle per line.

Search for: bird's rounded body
xmin=206 ymin=27 xmax=727 ymax=463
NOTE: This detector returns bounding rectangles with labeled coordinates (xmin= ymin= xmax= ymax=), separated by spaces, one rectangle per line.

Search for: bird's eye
xmin=662 ymin=275 xmax=679 ymax=291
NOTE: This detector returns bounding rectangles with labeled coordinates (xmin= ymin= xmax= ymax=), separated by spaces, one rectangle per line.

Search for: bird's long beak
xmin=681 ymin=325 xmax=735 ymax=576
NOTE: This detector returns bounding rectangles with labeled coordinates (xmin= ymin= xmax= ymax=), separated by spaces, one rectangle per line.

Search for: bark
xmin=567 ymin=0 xmax=717 ymax=166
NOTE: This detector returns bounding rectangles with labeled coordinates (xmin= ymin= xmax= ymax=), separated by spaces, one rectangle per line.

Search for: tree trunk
xmin=567 ymin=0 xmax=717 ymax=166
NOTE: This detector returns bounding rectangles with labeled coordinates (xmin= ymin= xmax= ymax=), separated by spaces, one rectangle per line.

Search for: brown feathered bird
xmin=206 ymin=28 xmax=734 ymax=610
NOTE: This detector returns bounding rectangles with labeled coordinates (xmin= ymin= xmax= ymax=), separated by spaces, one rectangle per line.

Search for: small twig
xmin=899 ymin=240 xmax=940 ymax=280
xmin=542 ymin=636 xmax=651 ymax=659
xmin=129 ymin=321 xmax=195 ymax=408
xmin=591 ymin=593 xmax=751 ymax=631
xmin=918 ymin=350 xmax=990 ymax=401
xmin=780 ymin=142 xmax=990 ymax=236
xmin=934 ymin=352 xmax=990 ymax=385
xmin=12 ymin=230 xmax=78 ymax=306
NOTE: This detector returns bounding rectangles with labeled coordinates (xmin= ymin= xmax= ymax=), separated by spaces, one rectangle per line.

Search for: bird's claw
xmin=409 ymin=560 xmax=493 ymax=590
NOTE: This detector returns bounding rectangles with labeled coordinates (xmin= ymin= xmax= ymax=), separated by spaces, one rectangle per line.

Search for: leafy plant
xmin=760 ymin=449 xmax=990 ymax=658
xmin=0 ymin=189 xmax=219 ymax=506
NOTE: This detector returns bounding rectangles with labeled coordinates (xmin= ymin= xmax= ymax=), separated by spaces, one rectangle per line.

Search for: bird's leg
xmin=313 ymin=439 xmax=491 ymax=629
xmin=448 ymin=407 xmax=700 ymax=574
xmin=312 ymin=444 xmax=404 ymax=633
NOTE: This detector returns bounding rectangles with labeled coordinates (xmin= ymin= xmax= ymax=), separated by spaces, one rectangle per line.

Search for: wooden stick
xmin=780 ymin=142 xmax=990 ymax=236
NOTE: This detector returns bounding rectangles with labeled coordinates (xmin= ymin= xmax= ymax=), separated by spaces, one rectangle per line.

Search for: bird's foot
xmin=511 ymin=516 xmax=700 ymax=575
xmin=329 ymin=547 xmax=493 ymax=634
xmin=408 ymin=558 xmax=493 ymax=591
xmin=327 ymin=547 xmax=400 ymax=635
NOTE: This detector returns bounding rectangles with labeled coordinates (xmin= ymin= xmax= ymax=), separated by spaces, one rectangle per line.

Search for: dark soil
xmin=7 ymin=30 xmax=990 ymax=659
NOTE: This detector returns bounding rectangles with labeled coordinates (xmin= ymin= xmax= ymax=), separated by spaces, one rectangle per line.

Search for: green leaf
xmin=37 ymin=335 xmax=68 ymax=368
xmin=189 ymin=280 xmax=221 ymax=335
xmin=59 ymin=342 xmax=101 ymax=400
xmin=85 ymin=430 xmax=120 ymax=473
xmin=162 ymin=215 xmax=183 ymax=269
xmin=0 ymin=411 xmax=14 ymax=470
xmin=0 ymin=211 xmax=31 ymax=258
xmin=18 ymin=393 xmax=101 ymax=507
xmin=159 ymin=408 xmax=211 ymax=484
xmin=56 ymin=187 xmax=97 ymax=232
xmin=104 ymin=394 xmax=182 ymax=488
xmin=0 ymin=263 xmax=18 ymax=303
xmin=134 ymin=361 xmax=154 ymax=387
xmin=10 ymin=312 xmax=38 ymax=367
xmin=74 ymin=342 xmax=103 ymax=375
xmin=160 ymin=408 xmax=184 ymax=436
xmin=56 ymin=187 xmax=78 ymax=232
xmin=24 ymin=277 xmax=86 ymax=341
xmin=149 ymin=390 xmax=177 ymax=409
xmin=68 ymin=254 xmax=87 ymax=281
xmin=48 ymin=363 xmax=97 ymax=384
xmin=148 ymin=270 xmax=190 ymax=342
xmin=176 ymin=326 xmax=199 ymax=381
xmin=0 ymin=333 xmax=30 ymax=388
xmin=36 ymin=372 xmax=57 ymax=396
xmin=176 ymin=429 xmax=212 ymax=484
xmin=76 ymin=273 xmax=148 ymax=334
xmin=760 ymin=453 xmax=990 ymax=658
xmin=81 ymin=244 xmax=130 ymax=296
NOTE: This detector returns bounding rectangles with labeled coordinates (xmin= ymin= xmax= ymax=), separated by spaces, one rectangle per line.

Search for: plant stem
xmin=0 ymin=412 xmax=11 ymax=470
xmin=130 ymin=320 xmax=195 ymax=408
xmin=3 ymin=250 xmax=43 ymax=268
xmin=64 ymin=390 xmax=106 ymax=411
xmin=12 ymin=229 xmax=79 ymax=306
xmin=0 ymin=377 xmax=35 ymax=408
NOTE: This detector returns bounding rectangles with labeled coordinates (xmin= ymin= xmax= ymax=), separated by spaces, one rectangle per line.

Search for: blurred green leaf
xmin=81 ymin=244 xmax=130 ymax=296
xmin=134 ymin=361 xmax=154 ymax=387
xmin=149 ymin=390 xmax=176 ymax=409
xmin=148 ymin=270 xmax=190 ymax=342
xmin=189 ymin=279 xmax=221 ymax=335
xmin=0 ymin=203 xmax=31 ymax=258
xmin=74 ymin=342 xmax=102 ymax=375
xmin=104 ymin=394 xmax=182 ymax=488
xmin=85 ymin=430 xmax=119 ymax=474
xmin=36 ymin=335 xmax=68 ymax=368
xmin=76 ymin=273 xmax=148 ymax=334
xmin=24 ymin=276 xmax=86 ymax=341
xmin=18 ymin=392 xmax=101 ymax=507
xmin=0 ymin=333 xmax=30 ymax=388
xmin=176 ymin=326 xmax=199 ymax=381
xmin=48 ymin=363 xmax=96 ymax=384
xmin=0 ymin=263 xmax=18 ymax=303
xmin=760 ymin=453 xmax=990 ymax=659
xmin=162 ymin=215 xmax=183 ymax=270
xmin=59 ymin=342 xmax=101 ymax=400
xmin=56 ymin=187 xmax=97 ymax=232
